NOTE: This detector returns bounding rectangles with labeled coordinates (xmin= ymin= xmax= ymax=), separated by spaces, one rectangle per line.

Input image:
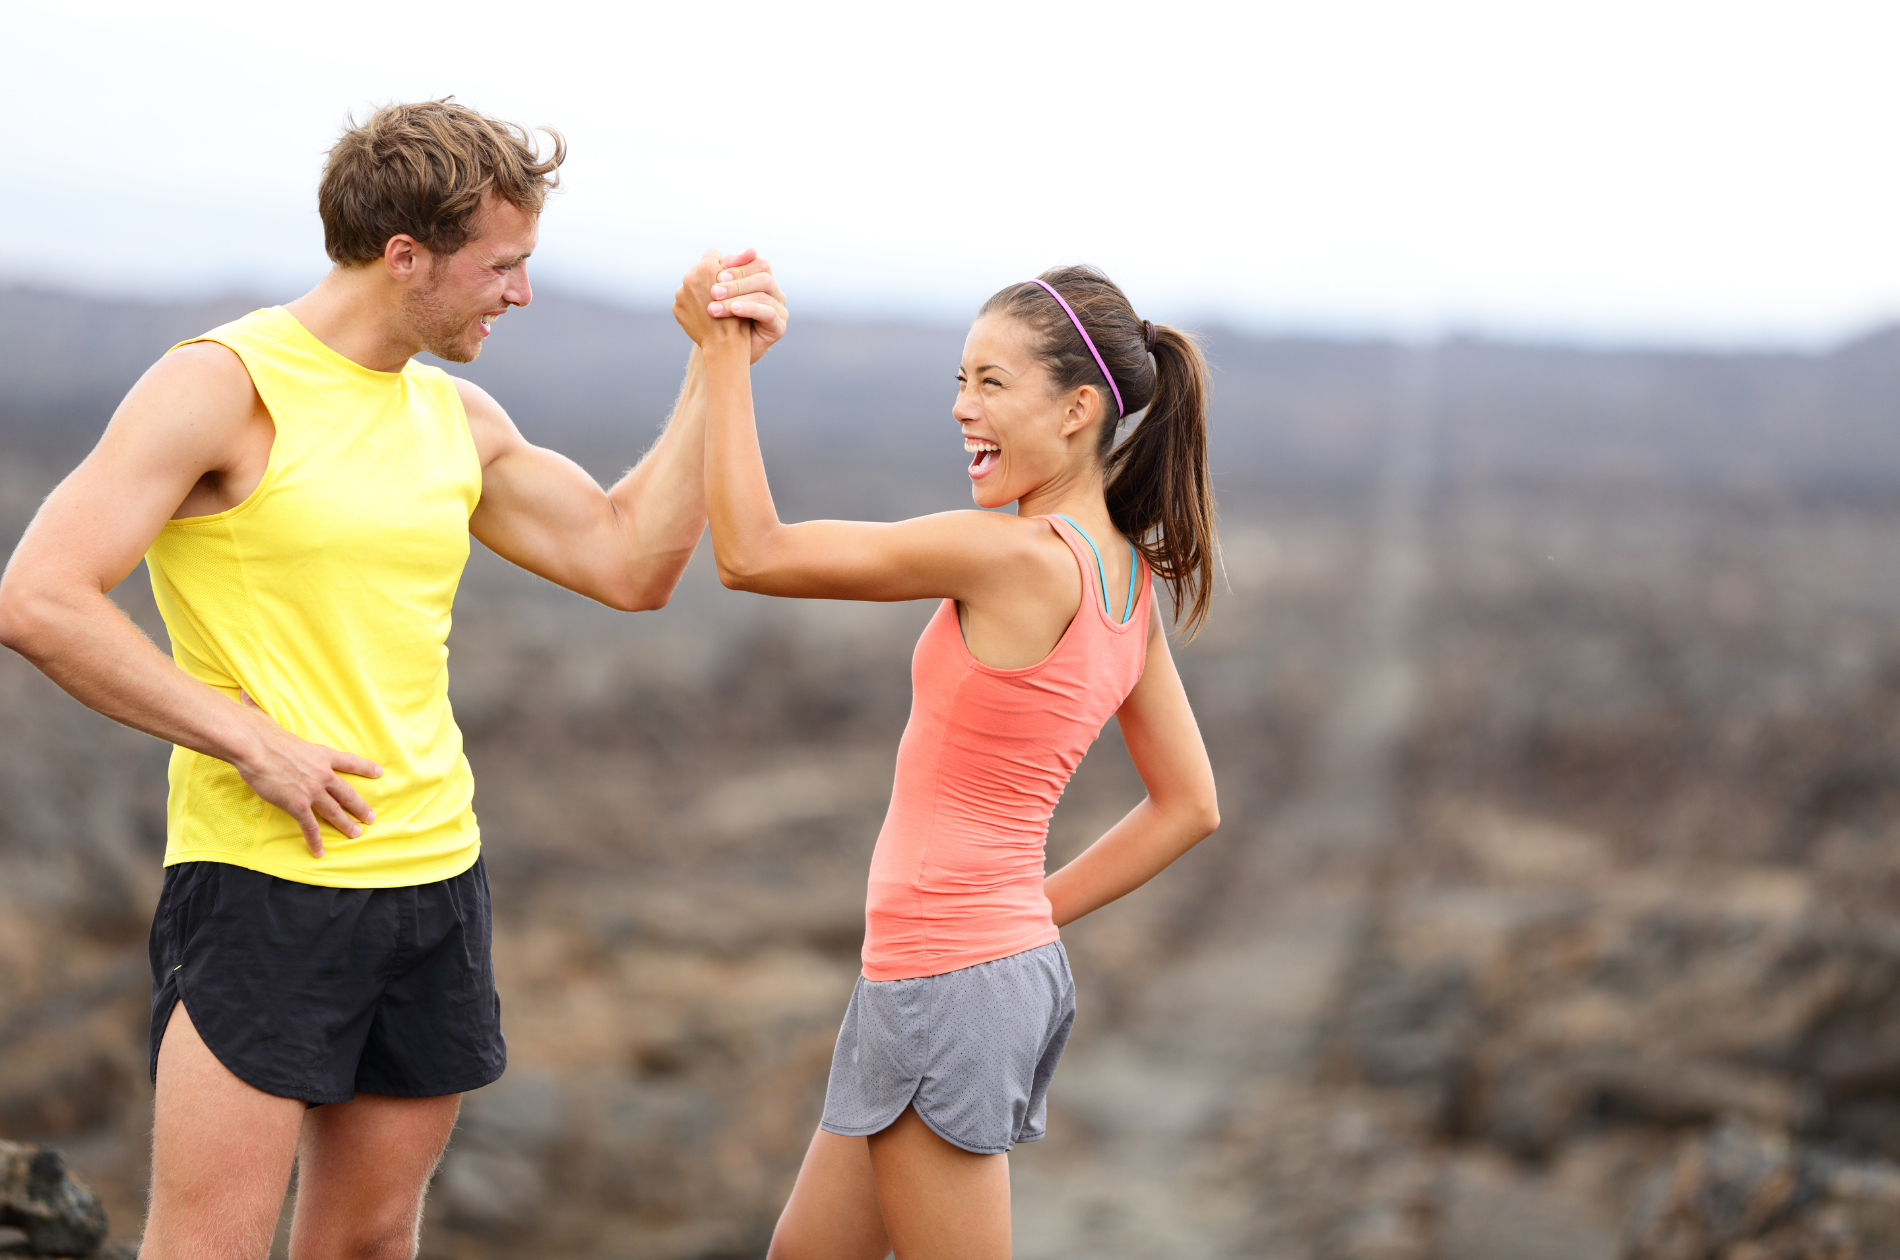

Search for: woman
xmin=674 ymin=256 xmax=1221 ymax=1260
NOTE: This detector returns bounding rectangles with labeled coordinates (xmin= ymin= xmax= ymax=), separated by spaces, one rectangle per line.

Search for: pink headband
xmin=1028 ymin=279 xmax=1124 ymax=418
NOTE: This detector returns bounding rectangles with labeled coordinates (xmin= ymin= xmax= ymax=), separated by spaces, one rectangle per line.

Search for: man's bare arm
xmin=464 ymin=250 xmax=788 ymax=611
xmin=463 ymin=350 xmax=711 ymax=611
xmin=0 ymin=344 xmax=381 ymax=855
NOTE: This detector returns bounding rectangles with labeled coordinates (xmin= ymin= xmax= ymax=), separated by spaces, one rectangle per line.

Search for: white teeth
xmin=963 ymin=440 xmax=1000 ymax=453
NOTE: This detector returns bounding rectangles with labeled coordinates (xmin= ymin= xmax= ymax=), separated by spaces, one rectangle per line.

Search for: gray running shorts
xmin=819 ymin=941 xmax=1076 ymax=1155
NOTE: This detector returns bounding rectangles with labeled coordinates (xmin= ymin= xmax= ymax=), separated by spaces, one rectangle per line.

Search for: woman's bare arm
xmin=681 ymin=253 xmax=1055 ymax=606
xmin=465 ymin=251 xmax=789 ymax=612
xmin=1044 ymin=606 xmax=1220 ymax=926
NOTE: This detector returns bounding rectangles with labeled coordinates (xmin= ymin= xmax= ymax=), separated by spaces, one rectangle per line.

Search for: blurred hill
xmin=4 ymin=285 xmax=1900 ymax=501
xmin=7 ymin=286 xmax=1900 ymax=1258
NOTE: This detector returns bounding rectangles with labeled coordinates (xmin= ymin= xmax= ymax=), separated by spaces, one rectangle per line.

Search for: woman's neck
xmin=1016 ymin=466 xmax=1116 ymax=540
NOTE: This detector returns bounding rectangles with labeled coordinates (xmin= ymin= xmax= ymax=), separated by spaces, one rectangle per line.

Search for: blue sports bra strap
xmin=1054 ymin=514 xmax=1112 ymax=615
xmin=1124 ymin=542 xmax=1139 ymax=625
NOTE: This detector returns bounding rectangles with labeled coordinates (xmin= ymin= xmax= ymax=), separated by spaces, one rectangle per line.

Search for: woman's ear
xmin=1058 ymin=385 xmax=1101 ymax=439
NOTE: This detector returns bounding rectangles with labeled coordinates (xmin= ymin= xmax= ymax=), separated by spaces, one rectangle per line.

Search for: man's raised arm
xmin=462 ymin=250 xmax=789 ymax=611
xmin=0 ymin=345 xmax=382 ymax=854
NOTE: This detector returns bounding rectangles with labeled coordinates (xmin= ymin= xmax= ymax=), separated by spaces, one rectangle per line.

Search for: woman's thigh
xmin=868 ymin=1107 xmax=1010 ymax=1260
xmin=769 ymin=1127 xmax=890 ymax=1260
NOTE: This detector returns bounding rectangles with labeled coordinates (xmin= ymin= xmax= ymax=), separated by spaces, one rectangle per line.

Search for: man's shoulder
xmin=440 ymin=373 xmax=507 ymax=428
xmin=141 ymin=340 xmax=257 ymax=408
xmin=144 ymin=307 xmax=290 ymax=406
xmin=121 ymin=338 xmax=265 ymax=455
xmin=171 ymin=306 xmax=296 ymax=359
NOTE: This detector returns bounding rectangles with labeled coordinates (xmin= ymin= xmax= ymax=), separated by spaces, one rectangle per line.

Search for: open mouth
xmin=965 ymin=438 xmax=1000 ymax=479
xmin=477 ymin=312 xmax=502 ymax=338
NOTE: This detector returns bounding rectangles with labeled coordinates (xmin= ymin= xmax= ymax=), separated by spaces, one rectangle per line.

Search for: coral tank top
xmin=861 ymin=515 xmax=1152 ymax=981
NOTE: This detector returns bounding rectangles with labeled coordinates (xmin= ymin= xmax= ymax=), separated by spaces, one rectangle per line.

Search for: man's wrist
xmin=223 ymin=704 xmax=272 ymax=773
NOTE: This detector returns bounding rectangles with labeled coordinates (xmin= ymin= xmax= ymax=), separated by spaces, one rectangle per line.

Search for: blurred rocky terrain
xmin=4 ymin=286 xmax=1900 ymax=1257
xmin=0 ymin=1139 xmax=131 ymax=1258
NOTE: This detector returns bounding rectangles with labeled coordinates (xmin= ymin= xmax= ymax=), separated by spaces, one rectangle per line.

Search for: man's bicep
xmin=16 ymin=347 xmax=251 ymax=590
xmin=467 ymin=437 xmax=612 ymax=567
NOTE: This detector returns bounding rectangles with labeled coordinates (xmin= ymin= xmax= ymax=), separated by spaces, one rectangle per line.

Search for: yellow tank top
xmin=146 ymin=307 xmax=483 ymax=887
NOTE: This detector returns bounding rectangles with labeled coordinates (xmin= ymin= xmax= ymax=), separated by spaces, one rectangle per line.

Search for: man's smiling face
xmin=402 ymin=194 xmax=538 ymax=364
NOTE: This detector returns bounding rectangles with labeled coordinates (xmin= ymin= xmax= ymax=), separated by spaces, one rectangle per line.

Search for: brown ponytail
xmin=979 ymin=266 xmax=1218 ymax=636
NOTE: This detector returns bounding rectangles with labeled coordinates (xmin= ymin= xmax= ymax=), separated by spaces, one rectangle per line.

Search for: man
xmin=0 ymin=100 xmax=786 ymax=1259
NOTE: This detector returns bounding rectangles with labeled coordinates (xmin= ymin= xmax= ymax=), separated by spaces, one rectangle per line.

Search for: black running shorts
xmin=147 ymin=858 xmax=505 ymax=1104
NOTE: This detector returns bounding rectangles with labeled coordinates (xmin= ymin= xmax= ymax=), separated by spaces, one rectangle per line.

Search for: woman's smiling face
xmin=954 ymin=314 xmax=1102 ymax=510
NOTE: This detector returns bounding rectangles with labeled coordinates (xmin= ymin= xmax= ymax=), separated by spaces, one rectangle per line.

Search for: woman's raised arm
xmin=675 ymin=254 xmax=1048 ymax=604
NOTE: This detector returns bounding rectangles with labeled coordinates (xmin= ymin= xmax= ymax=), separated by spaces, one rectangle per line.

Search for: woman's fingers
xmin=707 ymin=296 xmax=785 ymax=332
xmin=711 ymin=269 xmax=784 ymax=304
xmin=688 ymin=248 xmax=782 ymax=352
xmin=730 ymin=297 xmax=787 ymax=329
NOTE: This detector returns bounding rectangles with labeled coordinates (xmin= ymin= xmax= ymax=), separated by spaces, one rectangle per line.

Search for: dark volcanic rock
xmin=1625 ymin=1118 xmax=1900 ymax=1259
xmin=0 ymin=1141 xmax=109 ymax=1256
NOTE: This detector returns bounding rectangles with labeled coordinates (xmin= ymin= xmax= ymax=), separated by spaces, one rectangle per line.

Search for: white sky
xmin=5 ymin=0 xmax=1899 ymax=346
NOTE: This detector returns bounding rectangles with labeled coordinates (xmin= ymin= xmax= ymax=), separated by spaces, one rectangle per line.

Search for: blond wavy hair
xmin=318 ymin=98 xmax=565 ymax=266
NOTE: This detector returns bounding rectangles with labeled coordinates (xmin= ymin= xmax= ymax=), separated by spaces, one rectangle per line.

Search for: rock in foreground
xmin=0 ymin=1141 xmax=119 ymax=1258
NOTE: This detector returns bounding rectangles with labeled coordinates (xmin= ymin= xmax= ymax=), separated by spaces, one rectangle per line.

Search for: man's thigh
xmin=289 ymin=1092 xmax=461 ymax=1260
xmin=142 ymin=1001 xmax=306 ymax=1260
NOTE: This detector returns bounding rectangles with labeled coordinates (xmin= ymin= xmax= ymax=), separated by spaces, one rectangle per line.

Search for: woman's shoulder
xmin=894 ymin=510 xmax=1078 ymax=599
xmin=951 ymin=510 xmax=1077 ymax=572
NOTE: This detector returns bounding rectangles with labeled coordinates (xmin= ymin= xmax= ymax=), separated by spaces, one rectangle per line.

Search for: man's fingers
xmin=332 ymin=749 xmax=385 ymax=779
xmin=293 ymin=805 xmax=326 ymax=858
xmin=328 ymin=776 xmax=377 ymax=826
xmin=312 ymin=792 xmax=364 ymax=840
xmin=683 ymin=250 xmax=723 ymax=292
xmin=719 ymin=247 xmax=759 ymax=272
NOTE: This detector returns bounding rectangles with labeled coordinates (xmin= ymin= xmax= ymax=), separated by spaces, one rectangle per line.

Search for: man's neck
xmin=284 ymin=268 xmax=418 ymax=374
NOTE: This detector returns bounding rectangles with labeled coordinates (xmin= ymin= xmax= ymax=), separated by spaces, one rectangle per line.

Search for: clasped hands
xmin=674 ymin=248 xmax=787 ymax=358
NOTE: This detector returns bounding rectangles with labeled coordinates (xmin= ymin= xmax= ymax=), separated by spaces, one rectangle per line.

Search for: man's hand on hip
xmin=234 ymin=693 xmax=383 ymax=858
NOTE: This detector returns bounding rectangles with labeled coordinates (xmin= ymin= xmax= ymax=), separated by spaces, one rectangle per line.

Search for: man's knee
xmin=305 ymin=1213 xmax=423 ymax=1260
xmin=137 ymin=1202 xmax=282 ymax=1260
xmin=348 ymin=1223 xmax=422 ymax=1260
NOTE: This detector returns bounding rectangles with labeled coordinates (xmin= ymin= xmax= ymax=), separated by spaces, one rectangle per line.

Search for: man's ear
xmin=383 ymin=234 xmax=424 ymax=282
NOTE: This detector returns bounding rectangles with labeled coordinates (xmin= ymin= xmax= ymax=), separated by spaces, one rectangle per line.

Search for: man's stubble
xmin=401 ymin=263 xmax=483 ymax=365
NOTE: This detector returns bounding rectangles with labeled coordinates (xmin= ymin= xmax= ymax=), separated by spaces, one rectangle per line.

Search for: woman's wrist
xmin=702 ymin=326 xmax=750 ymax=363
